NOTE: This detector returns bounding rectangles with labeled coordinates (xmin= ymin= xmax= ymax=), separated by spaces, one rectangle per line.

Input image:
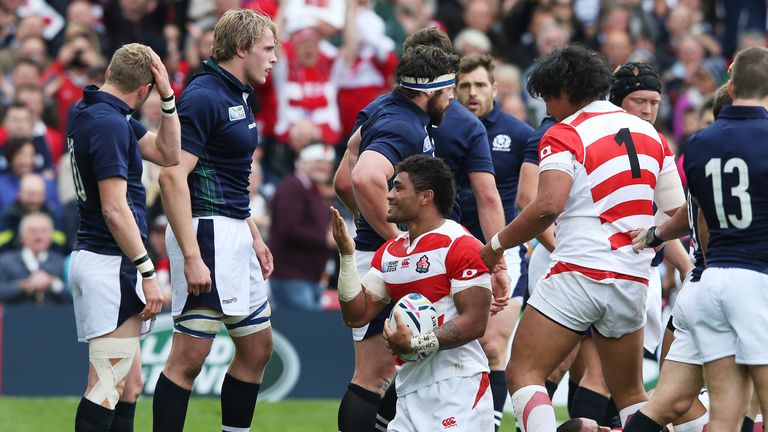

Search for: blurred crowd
xmin=0 ymin=0 xmax=764 ymax=310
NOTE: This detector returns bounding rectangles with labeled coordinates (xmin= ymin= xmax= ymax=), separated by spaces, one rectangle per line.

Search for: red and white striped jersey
xmin=539 ymin=100 xmax=676 ymax=280
xmin=368 ymin=220 xmax=491 ymax=395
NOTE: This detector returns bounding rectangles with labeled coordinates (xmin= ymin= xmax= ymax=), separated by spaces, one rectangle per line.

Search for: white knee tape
xmin=86 ymin=337 xmax=138 ymax=409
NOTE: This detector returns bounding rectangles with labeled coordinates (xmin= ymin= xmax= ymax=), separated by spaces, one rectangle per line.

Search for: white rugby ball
xmin=389 ymin=293 xmax=438 ymax=362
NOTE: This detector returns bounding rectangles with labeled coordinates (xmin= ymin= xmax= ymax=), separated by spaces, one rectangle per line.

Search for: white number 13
xmin=704 ymin=158 xmax=752 ymax=229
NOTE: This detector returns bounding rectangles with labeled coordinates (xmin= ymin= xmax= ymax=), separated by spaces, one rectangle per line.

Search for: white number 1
xmin=704 ymin=158 xmax=752 ymax=229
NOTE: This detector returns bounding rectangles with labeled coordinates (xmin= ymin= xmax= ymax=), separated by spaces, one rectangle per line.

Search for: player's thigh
xmin=579 ymin=335 xmax=609 ymax=395
xmin=165 ymin=330 xmax=215 ymax=372
xmin=507 ymin=305 xmax=582 ymax=392
xmin=230 ymin=326 xmax=273 ymax=369
xmin=351 ymin=334 xmax=396 ymax=392
xmin=719 ymin=269 xmax=768 ymax=365
xmin=748 ymin=365 xmax=768 ymax=417
xmin=642 ymin=360 xmax=704 ymax=423
xmin=592 ymin=327 xmax=646 ymax=409
xmin=120 ymin=345 xmax=144 ymax=402
xmin=704 ymin=356 xmax=751 ymax=428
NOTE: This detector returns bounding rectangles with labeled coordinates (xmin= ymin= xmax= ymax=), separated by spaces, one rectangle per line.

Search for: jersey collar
xmin=483 ymin=102 xmax=501 ymax=125
xmin=82 ymin=85 xmax=133 ymax=115
xmin=718 ymin=105 xmax=768 ymax=120
xmin=203 ymin=57 xmax=254 ymax=95
xmin=391 ymin=89 xmax=431 ymax=126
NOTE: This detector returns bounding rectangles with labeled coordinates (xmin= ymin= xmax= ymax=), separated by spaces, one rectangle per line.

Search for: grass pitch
xmin=0 ymin=397 xmax=570 ymax=431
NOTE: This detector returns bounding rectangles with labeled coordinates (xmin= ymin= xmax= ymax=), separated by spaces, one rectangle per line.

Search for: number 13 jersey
xmin=538 ymin=100 xmax=675 ymax=280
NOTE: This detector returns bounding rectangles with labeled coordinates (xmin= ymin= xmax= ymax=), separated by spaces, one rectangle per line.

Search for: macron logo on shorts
xmin=441 ymin=417 xmax=457 ymax=428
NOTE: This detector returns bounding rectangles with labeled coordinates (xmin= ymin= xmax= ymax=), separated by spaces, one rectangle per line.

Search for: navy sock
xmin=221 ymin=374 xmax=261 ymax=430
xmin=569 ymin=386 xmax=609 ymax=421
xmin=742 ymin=417 xmax=755 ymax=432
xmin=108 ymin=401 xmax=135 ymax=432
xmin=376 ymin=384 xmax=397 ymax=430
xmin=623 ymin=410 xmax=664 ymax=432
xmin=544 ymin=379 xmax=559 ymax=400
xmin=489 ymin=370 xmax=508 ymax=431
xmin=338 ymin=383 xmax=381 ymax=432
xmin=75 ymin=397 xmax=114 ymax=431
xmin=152 ymin=372 xmax=191 ymax=432
xmin=567 ymin=380 xmax=578 ymax=416
xmin=602 ymin=398 xmax=621 ymax=427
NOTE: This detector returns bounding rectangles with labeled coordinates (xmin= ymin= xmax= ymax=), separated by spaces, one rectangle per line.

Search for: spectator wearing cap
xmin=268 ymin=144 xmax=336 ymax=311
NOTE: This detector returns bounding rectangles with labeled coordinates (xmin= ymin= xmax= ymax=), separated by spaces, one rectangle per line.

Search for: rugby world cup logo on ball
xmin=389 ymin=293 xmax=438 ymax=362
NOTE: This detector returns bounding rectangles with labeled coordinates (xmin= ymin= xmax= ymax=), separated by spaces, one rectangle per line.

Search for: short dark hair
xmin=557 ymin=418 xmax=584 ymax=432
xmin=395 ymin=155 xmax=455 ymax=218
xmin=403 ymin=27 xmax=453 ymax=54
xmin=712 ymin=82 xmax=732 ymax=119
xmin=395 ymin=45 xmax=460 ymax=96
xmin=527 ymin=45 xmax=613 ymax=105
xmin=731 ymin=47 xmax=768 ymax=100
xmin=458 ymin=53 xmax=495 ymax=84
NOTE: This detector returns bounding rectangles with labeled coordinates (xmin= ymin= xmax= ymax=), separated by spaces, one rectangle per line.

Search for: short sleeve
xmin=89 ymin=116 xmax=130 ymax=181
xmin=463 ymin=122 xmax=494 ymax=174
xmin=178 ymin=89 xmax=217 ymax=157
xmin=445 ymin=235 xmax=491 ymax=294
xmin=364 ymin=121 xmax=424 ymax=167
xmin=523 ymin=133 xmax=540 ymax=165
xmin=538 ymin=124 xmax=583 ymax=178
xmin=129 ymin=117 xmax=148 ymax=141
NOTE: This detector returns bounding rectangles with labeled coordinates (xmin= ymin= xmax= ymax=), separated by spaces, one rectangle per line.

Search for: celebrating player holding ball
xmin=331 ymin=155 xmax=494 ymax=431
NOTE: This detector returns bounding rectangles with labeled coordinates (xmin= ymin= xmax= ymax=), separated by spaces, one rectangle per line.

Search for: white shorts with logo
xmin=644 ymin=266 xmax=663 ymax=353
xmin=505 ymin=246 xmax=528 ymax=302
xmin=388 ymin=373 xmax=493 ymax=432
xmin=690 ymin=267 xmax=768 ymax=364
xmin=528 ymin=264 xmax=648 ymax=338
xmin=527 ymin=244 xmax=552 ymax=297
xmin=351 ymin=250 xmax=377 ymax=342
xmin=167 ymin=216 xmax=268 ymax=317
xmin=665 ymin=273 xmax=702 ymax=365
xmin=70 ymin=250 xmax=152 ymax=342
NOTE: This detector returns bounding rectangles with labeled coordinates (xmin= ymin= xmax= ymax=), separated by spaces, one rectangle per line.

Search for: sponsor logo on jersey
xmin=442 ymin=417 xmax=457 ymax=428
xmin=415 ymin=255 xmax=430 ymax=273
xmin=384 ymin=261 xmax=398 ymax=273
xmin=401 ymin=258 xmax=410 ymax=269
xmin=492 ymin=134 xmax=512 ymax=152
xmin=228 ymin=105 xmax=246 ymax=121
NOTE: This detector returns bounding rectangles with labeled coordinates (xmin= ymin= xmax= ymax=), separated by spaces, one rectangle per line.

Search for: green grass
xmin=0 ymin=397 xmax=570 ymax=431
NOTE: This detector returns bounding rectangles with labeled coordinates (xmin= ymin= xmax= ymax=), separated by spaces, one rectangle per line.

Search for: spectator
xmin=0 ymin=102 xmax=53 ymax=173
xmin=15 ymin=85 xmax=64 ymax=165
xmin=269 ymin=144 xmax=335 ymax=311
xmin=454 ymin=28 xmax=492 ymax=56
xmin=493 ymin=63 xmax=522 ymax=102
xmin=0 ymin=212 xmax=68 ymax=304
xmin=0 ymin=138 xmax=58 ymax=213
xmin=602 ymin=31 xmax=634 ymax=69
xmin=102 ymin=0 xmax=169 ymax=57
xmin=0 ymin=172 xmax=62 ymax=251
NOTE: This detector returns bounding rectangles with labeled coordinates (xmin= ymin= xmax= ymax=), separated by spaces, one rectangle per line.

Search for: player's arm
xmin=481 ymin=169 xmax=571 ymax=268
xmin=330 ymin=206 xmax=389 ymax=327
xmin=518 ymin=161 xmax=555 ymax=251
xmin=158 ymin=150 xmax=211 ymax=295
xmin=351 ymin=150 xmax=401 ymax=239
xmin=137 ymin=49 xmax=181 ymax=167
xmin=246 ymin=217 xmax=273 ymax=279
xmin=663 ymin=238 xmax=693 ymax=279
xmin=467 ymin=172 xmax=505 ymax=242
xmin=631 ymin=202 xmax=691 ymax=252
xmin=98 ymin=177 xmax=163 ymax=319
xmin=334 ymin=150 xmax=358 ymax=215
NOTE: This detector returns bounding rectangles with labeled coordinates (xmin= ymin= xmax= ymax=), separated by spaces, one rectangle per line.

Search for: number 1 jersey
xmin=538 ymin=100 xmax=675 ymax=280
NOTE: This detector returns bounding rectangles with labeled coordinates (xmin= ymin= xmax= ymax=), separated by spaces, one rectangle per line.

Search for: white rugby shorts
xmin=527 ymin=244 xmax=552 ymax=297
xmin=690 ymin=267 xmax=768 ymax=364
xmin=388 ymin=373 xmax=493 ymax=432
xmin=505 ymin=245 xmax=528 ymax=302
xmin=351 ymin=250 xmax=376 ymax=342
xmin=644 ymin=266 xmax=663 ymax=353
xmin=665 ymin=273 xmax=702 ymax=365
xmin=70 ymin=250 xmax=152 ymax=342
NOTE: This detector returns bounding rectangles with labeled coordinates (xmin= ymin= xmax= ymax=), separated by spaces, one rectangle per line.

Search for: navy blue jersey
xmin=524 ymin=117 xmax=556 ymax=166
xmin=354 ymin=90 xmax=434 ymax=251
xmin=68 ymin=85 xmax=148 ymax=255
xmin=684 ymin=105 xmax=768 ymax=274
xmin=687 ymin=193 xmax=705 ymax=282
xmin=178 ymin=58 xmax=258 ymax=220
xmin=354 ymin=94 xmax=494 ymax=222
xmin=459 ymin=103 xmax=534 ymax=242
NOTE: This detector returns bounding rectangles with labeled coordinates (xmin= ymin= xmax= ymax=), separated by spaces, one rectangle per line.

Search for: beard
xmin=427 ymin=93 xmax=448 ymax=126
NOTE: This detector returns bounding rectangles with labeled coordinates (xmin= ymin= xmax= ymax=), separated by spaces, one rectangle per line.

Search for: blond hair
xmin=212 ymin=9 xmax=278 ymax=62
xmin=106 ymin=43 xmax=153 ymax=92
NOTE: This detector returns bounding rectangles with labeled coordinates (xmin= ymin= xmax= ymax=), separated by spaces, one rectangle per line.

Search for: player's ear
xmin=492 ymin=82 xmax=498 ymax=98
xmin=421 ymin=189 xmax=434 ymax=205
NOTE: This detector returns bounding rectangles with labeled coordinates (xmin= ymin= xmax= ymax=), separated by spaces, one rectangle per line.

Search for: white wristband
xmin=337 ymin=253 xmax=362 ymax=302
xmin=132 ymin=253 xmax=156 ymax=278
xmin=411 ymin=331 xmax=439 ymax=355
xmin=491 ymin=233 xmax=504 ymax=252
xmin=160 ymin=95 xmax=176 ymax=117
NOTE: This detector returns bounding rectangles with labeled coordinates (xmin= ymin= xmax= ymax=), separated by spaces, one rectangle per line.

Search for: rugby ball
xmin=389 ymin=293 xmax=438 ymax=362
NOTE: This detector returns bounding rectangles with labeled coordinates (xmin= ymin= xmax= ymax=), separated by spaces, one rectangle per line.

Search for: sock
xmin=338 ymin=383 xmax=381 ymax=432
xmin=569 ymin=386 xmax=609 ymax=421
xmin=490 ymin=371 xmax=508 ymax=431
xmin=152 ymin=372 xmax=192 ymax=432
xmin=620 ymin=403 xmax=649 ymax=429
xmin=755 ymin=414 xmax=764 ymax=432
xmin=75 ymin=397 xmax=114 ymax=431
xmin=567 ymin=380 xmax=578 ymax=415
xmin=376 ymin=384 xmax=397 ymax=431
xmin=623 ymin=410 xmax=664 ymax=432
xmin=602 ymin=398 xmax=620 ymax=427
xmin=674 ymin=413 xmax=708 ymax=432
xmin=108 ymin=401 xmax=136 ymax=432
xmin=544 ymin=380 xmax=558 ymax=400
xmin=221 ymin=373 xmax=261 ymax=431
xmin=510 ymin=385 xmax=556 ymax=432
xmin=742 ymin=417 xmax=754 ymax=432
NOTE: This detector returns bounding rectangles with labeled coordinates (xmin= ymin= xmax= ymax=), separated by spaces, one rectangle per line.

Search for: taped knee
xmin=224 ymin=301 xmax=271 ymax=338
xmin=86 ymin=337 xmax=138 ymax=409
